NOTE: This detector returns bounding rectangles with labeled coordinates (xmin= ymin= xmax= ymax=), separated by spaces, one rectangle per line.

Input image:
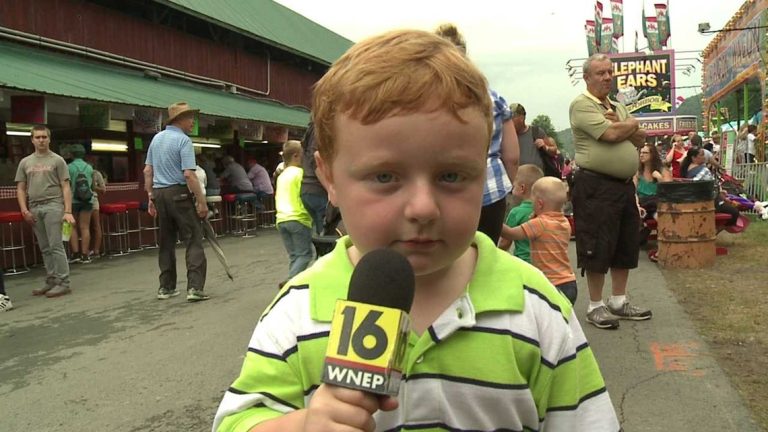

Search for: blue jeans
xmin=301 ymin=192 xmax=328 ymax=234
xmin=278 ymin=220 xmax=313 ymax=278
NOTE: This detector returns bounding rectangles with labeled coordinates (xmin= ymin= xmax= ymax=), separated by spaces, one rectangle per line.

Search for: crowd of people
xmin=4 ymin=21 xmax=764 ymax=432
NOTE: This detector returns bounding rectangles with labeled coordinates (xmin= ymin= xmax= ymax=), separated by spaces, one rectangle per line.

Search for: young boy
xmin=275 ymin=140 xmax=313 ymax=282
xmin=500 ymin=177 xmax=578 ymax=305
xmin=213 ymin=30 xmax=618 ymax=432
xmin=498 ymin=164 xmax=544 ymax=262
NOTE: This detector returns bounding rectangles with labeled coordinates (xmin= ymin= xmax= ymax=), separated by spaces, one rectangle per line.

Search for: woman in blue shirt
xmin=681 ymin=148 xmax=739 ymax=226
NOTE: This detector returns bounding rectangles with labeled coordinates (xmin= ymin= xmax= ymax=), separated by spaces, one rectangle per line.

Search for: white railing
xmin=729 ymin=163 xmax=768 ymax=212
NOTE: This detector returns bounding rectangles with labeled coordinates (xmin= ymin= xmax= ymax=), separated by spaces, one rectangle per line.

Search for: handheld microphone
xmin=322 ymin=249 xmax=415 ymax=396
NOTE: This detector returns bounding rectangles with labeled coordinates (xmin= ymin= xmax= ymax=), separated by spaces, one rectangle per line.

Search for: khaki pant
xmin=30 ymin=200 xmax=70 ymax=287
xmin=153 ymin=185 xmax=207 ymax=291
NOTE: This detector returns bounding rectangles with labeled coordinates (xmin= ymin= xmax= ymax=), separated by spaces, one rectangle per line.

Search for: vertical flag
xmin=585 ymin=20 xmax=598 ymax=56
xmin=642 ymin=8 xmax=648 ymax=38
xmin=595 ymin=1 xmax=604 ymax=52
xmin=611 ymin=0 xmax=624 ymax=38
xmin=655 ymin=3 xmax=670 ymax=46
xmin=646 ymin=16 xmax=661 ymax=51
xmin=664 ymin=1 xmax=671 ymax=46
xmin=600 ymin=18 xmax=614 ymax=54
xmin=611 ymin=37 xmax=619 ymax=54
xmin=634 ymin=30 xmax=639 ymax=52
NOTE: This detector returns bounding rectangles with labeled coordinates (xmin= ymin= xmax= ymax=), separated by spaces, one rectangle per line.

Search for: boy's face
xmin=511 ymin=180 xmax=527 ymax=199
xmin=317 ymin=108 xmax=488 ymax=276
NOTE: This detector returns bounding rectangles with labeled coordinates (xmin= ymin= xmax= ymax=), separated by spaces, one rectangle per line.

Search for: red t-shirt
xmin=669 ymin=149 xmax=685 ymax=178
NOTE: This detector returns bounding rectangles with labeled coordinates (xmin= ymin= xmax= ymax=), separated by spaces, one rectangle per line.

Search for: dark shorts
xmin=555 ymin=280 xmax=578 ymax=305
xmin=572 ymin=170 xmax=639 ymax=274
xmin=72 ymin=201 xmax=93 ymax=213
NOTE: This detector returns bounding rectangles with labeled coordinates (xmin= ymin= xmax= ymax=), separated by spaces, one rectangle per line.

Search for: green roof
xmin=0 ymin=41 xmax=310 ymax=127
xmin=155 ymin=0 xmax=353 ymax=65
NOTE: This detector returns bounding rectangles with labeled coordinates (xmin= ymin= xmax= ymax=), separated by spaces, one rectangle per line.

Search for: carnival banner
xmin=655 ymin=3 xmax=670 ymax=46
xmin=610 ymin=0 xmax=624 ymax=38
xmin=595 ymin=1 xmax=603 ymax=51
xmin=645 ymin=16 xmax=661 ymax=51
xmin=600 ymin=18 xmax=614 ymax=54
xmin=703 ymin=11 xmax=764 ymax=99
xmin=585 ymin=20 xmax=598 ymax=56
xmin=610 ymin=50 xmax=675 ymax=116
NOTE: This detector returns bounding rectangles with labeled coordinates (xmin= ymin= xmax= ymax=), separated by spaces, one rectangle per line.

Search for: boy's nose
xmin=404 ymin=182 xmax=440 ymax=224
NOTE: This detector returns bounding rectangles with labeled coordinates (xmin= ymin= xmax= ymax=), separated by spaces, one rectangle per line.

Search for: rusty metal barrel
xmin=656 ymin=180 xmax=716 ymax=269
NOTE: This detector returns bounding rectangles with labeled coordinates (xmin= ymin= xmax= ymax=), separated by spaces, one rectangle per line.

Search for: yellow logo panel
xmin=325 ymin=300 xmax=404 ymax=369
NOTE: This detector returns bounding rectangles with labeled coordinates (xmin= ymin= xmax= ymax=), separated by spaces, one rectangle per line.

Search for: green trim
xmin=0 ymin=41 xmax=310 ymax=128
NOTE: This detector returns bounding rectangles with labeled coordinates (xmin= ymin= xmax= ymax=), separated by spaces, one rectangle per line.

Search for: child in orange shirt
xmin=500 ymin=176 xmax=577 ymax=304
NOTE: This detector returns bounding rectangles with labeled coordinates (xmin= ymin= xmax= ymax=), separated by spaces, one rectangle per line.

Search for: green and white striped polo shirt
xmin=213 ymin=233 xmax=619 ymax=432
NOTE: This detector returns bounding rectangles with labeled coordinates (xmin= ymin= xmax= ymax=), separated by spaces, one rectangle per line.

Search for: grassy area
xmin=661 ymin=215 xmax=768 ymax=429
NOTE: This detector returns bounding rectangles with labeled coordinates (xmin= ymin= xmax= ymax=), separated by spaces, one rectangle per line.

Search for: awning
xmin=0 ymin=41 xmax=310 ymax=127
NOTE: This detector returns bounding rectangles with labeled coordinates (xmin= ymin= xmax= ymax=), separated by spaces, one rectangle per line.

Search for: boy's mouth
xmin=400 ymin=238 xmax=439 ymax=249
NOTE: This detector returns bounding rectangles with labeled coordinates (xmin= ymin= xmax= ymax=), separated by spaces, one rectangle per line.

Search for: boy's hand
xmin=147 ymin=200 xmax=157 ymax=217
xmin=21 ymin=210 xmax=36 ymax=225
xmin=304 ymin=384 xmax=398 ymax=431
xmin=498 ymin=237 xmax=511 ymax=250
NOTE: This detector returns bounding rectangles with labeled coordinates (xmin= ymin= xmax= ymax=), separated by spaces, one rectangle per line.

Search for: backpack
xmin=74 ymin=166 xmax=93 ymax=202
xmin=531 ymin=125 xmax=562 ymax=178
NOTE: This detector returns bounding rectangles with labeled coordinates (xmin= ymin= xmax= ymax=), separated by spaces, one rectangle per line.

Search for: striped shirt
xmin=213 ymin=233 xmax=618 ymax=432
xmin=483 ymin=90 xmax=514 ymax=206
xmin=520 ymin=212 xmax=576 ymax=286
xmin=145 ymin=125 xmax=196 ymax=188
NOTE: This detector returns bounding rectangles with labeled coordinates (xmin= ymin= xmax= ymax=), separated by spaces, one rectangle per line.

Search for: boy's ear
xmin=315 ymin=151 xmax=337 ymax=206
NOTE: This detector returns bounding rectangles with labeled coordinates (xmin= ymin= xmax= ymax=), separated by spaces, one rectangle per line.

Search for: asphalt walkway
xmin=0 ymin=231 xmax=761 ymax=431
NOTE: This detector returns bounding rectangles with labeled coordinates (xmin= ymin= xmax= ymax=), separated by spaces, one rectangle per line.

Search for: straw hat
xmin=167 ymin=102 xmax=199 ymax=123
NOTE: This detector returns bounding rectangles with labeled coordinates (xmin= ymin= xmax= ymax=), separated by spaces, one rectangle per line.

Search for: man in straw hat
xmin=143 ymin=102 xmax=210 ymax=302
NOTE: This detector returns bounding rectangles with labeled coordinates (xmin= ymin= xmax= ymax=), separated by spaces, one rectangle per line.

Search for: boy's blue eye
xmin=375 ymin=173 xmax=394 ymax=183
xmin=440 ymin=172 xmax=461 ymax=183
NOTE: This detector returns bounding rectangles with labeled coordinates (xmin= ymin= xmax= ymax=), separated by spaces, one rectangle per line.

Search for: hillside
xmin=557 ymin=128 xmax=574 ymax=159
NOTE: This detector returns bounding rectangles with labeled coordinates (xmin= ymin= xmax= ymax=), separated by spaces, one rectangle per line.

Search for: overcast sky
xmin=275 ymin=0 xmax=742 ymax=130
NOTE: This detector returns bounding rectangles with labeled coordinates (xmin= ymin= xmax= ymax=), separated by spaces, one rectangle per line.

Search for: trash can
xmin=656 ymin=180 xmax=716 ymax=269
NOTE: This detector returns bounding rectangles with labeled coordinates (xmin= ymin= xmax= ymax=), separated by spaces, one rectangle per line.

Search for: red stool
xmin=101 ymin=203 xmax=129 ymax=256
xmin=0 ymin=211 xmax=29 ymax=274
xmin=205 ymin=195 xmax=224 ymax=236
xmin=257 ymin=194 xmax=276 ymax=229
xmin=223 ymin=194 xmax=237 ymax=234
xmin=120 ymin=201 xmax=143 ymax=252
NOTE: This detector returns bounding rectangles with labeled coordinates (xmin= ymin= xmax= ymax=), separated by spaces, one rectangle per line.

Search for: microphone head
xmin=348 ymin=249 xmax=415 ymax=313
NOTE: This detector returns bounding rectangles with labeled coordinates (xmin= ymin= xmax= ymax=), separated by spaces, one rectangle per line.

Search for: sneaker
xmin=80 ymin=255 xmax=92 ymax=264
xmin=157 ymin=287 xmax=180 ymax=300
xmin=45 ymin=285 xmax=72 ymax=298
xmin=0 ymin=295 xmax=13 ymax=312
xmin=186 ymin=289 xmax=210 ymax=302
xmin=32 ymin=285 xmax=53 ymax=296
xmin=586 ymin=305 xmax=620 ymax=329
xmin=69 ymin=253 xmax=85 ymax=264
xmin=608 ymin=301 xmax=653 ymax=321
xmin=33 ymin=277 xmax=57 ymax=296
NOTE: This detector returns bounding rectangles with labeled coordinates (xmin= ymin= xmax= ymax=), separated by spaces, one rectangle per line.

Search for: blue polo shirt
xmin=145 ymin=125 xmax=196 ymax=188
